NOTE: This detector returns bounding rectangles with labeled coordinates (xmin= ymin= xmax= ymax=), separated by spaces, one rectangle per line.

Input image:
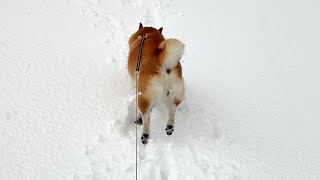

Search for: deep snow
xmin=1 ymin=0 xmax=320 ymax=179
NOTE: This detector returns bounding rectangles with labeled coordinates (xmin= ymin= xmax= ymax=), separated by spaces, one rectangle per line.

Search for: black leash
xmin=135 ymin=34 xmax=145 ymax=180
xmin=136 ymin=35 xmax=146 ymax=73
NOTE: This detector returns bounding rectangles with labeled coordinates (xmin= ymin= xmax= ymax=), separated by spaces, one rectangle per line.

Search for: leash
xmin=135 ymin=34 xmax=146 ymax=180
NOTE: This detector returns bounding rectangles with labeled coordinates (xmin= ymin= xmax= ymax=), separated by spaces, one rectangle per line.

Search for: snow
xmin=1 ymin=0 xmax=320 ymax=179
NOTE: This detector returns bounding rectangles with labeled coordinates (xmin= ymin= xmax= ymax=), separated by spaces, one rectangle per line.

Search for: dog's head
xmin=128 ymin=23 xmax=164 ymax=46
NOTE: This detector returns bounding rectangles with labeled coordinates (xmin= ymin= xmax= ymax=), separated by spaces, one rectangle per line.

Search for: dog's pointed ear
xmin=139 ymin=23 xmax=143 ymax=30
xmin=159 ymin=27 xmax=163 ymax=33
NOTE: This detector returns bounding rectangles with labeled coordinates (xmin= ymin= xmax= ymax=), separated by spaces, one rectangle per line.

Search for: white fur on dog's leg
xmin=166 ymin=103 xmax=177 ymax=135
xmin=142 ymin=112 xmax=150 ymax=134
xmin=167 ymin=103 xmax=177 ymax=126
xmin=141 ymin=112 xmax=150 ymax=144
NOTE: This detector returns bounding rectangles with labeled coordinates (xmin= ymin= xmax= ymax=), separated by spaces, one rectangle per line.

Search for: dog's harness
xmin=135 ymin=34 xmax=146 ymax=180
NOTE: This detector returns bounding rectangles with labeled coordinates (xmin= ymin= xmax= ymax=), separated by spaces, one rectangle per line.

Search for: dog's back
xmin=128 ymin=23 xmax=185 ymax=144
xmin=128 ymin=26 xmax=164 ymax=80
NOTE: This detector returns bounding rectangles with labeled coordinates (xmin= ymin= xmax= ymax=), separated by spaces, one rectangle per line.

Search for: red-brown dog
xmin=128 ymin=23 xmax=185 ymax=144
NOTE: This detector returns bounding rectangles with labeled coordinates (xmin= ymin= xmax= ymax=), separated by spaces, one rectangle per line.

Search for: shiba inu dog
xmin=128 ymin=23 xmax=185 ymax=144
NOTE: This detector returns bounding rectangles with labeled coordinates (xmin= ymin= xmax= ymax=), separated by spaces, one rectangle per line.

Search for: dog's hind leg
xmin=165 ymin=76 xmax=184 ymax=136
xmin=138 ymin=95 xmax=152 ymax=144
xmin=166 ymin=99 xmax=181 ymax=135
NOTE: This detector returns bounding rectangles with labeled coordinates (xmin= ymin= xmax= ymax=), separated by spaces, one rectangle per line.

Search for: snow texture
xmin=1 ymin=0 xmax=320 ymax=179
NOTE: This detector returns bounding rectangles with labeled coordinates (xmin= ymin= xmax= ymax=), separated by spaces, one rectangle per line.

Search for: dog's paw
xmin=134 ymin=115 xmax=143 ymax=125
xmin=166 ymin=125 xmax=174 ymax=136
xmin=141 ymin=133 xmax=149 ymax=144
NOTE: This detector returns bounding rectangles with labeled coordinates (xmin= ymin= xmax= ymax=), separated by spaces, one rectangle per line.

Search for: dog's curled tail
xmin=158 ymin=38 xmax=185 ymax=69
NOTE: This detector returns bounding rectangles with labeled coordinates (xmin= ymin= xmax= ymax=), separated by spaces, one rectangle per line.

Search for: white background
xmin=1 ymin=0 xmax=319 ymax=179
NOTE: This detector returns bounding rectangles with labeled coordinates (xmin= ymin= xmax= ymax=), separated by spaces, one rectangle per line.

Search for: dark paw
xmin=141 ymin=133 xmax=149 ymax=144
xmin=166 ymin=125 xmax=174 ymax=136
xmin=134 ymin=115 xmax=143 ymax=125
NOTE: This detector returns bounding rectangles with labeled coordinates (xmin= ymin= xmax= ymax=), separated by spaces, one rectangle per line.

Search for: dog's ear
xmin=139 ymin=23 xmax=143 ymax=30
xmin=159 ymin=27 xmax=163 ymax=33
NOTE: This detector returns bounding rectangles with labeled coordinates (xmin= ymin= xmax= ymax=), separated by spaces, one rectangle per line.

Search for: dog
xmin=128 ymin=23 xmax=185 ymax=144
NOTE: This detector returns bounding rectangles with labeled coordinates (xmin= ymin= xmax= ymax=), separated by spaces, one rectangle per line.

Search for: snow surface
xmin=1 ymin=0 xmax=320 ymax=179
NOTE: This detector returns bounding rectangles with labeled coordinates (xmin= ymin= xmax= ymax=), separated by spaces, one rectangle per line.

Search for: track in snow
xmin=77 ymin=0 xmax=240 ymax=179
